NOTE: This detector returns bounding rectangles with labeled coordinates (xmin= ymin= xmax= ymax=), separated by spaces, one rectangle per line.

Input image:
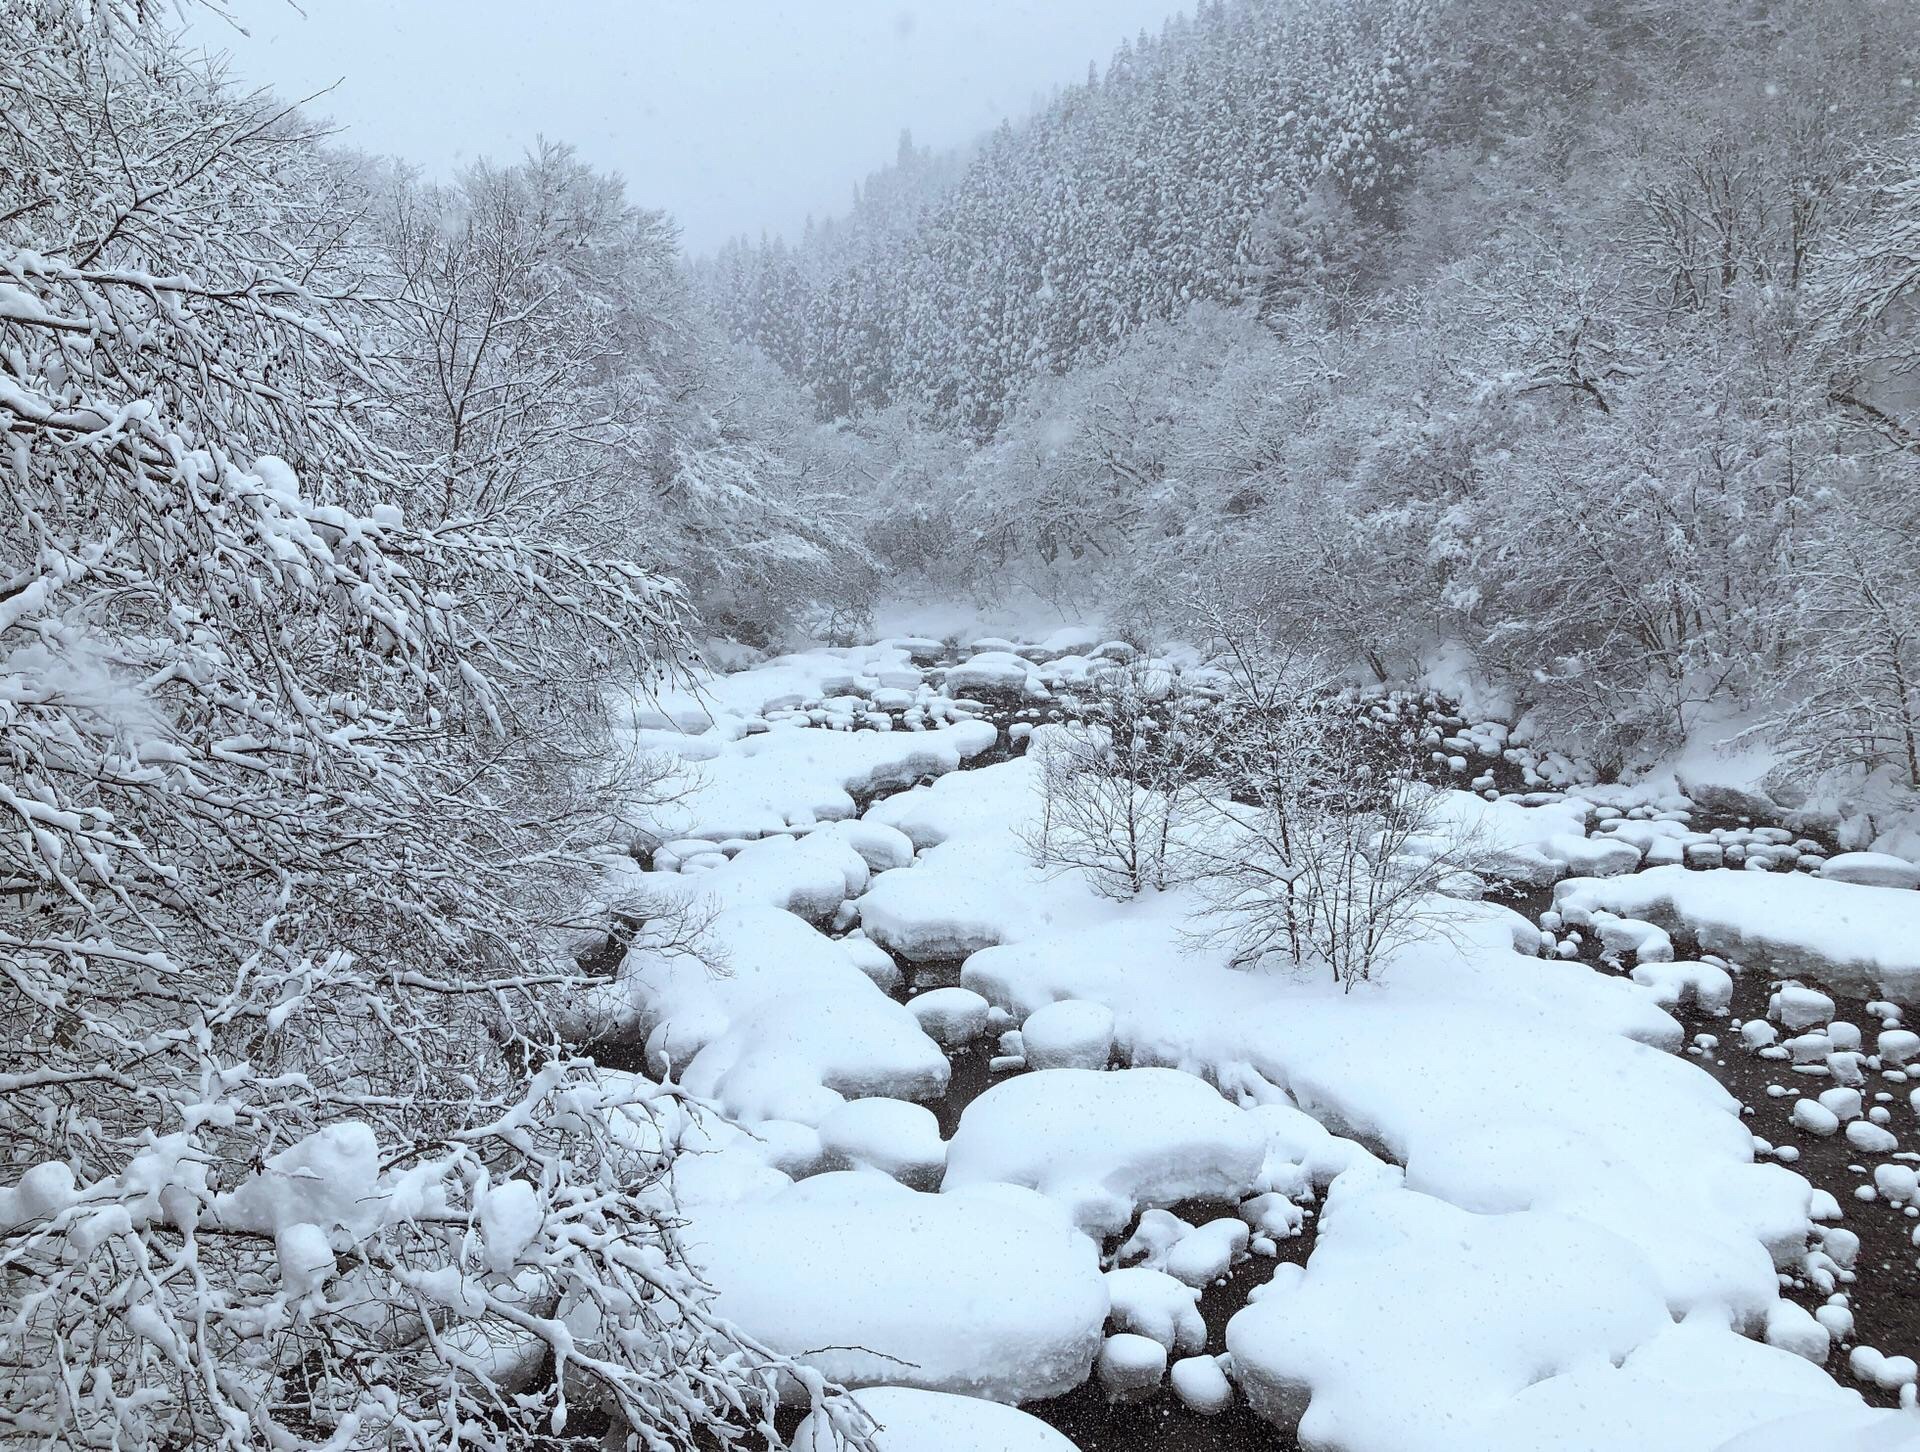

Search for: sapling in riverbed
xmin=1191 ymin=663 xmax=1485 ymax=989
xmin=1021 ymin=656 xmax=1220 ymax=898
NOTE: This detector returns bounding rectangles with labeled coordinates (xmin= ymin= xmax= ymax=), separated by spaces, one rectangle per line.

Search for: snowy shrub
xmin=1023 ymin=659 xmax=1218 ymax=899
xmin=1191 ymin=651 xmax=1483 ymax=989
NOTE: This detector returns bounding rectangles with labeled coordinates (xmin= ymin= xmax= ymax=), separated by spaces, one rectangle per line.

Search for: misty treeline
xmin=1 ymin=2 xmax=875 ymax=1448
xmin=704 ymin=0 xmax=1920 ymax=797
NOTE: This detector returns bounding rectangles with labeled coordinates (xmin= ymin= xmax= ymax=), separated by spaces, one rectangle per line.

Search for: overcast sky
xmin=190 ymin=1 xmax=1183 ymax=254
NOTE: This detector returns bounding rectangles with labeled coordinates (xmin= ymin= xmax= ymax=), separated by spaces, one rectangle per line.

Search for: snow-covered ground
xmin=586 ymin=633 xmax=1920 ymax=1451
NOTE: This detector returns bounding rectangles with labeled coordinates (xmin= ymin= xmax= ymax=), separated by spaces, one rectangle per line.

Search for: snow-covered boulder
xmin=1171 ymin=1355 xmax=1235 ymax=1415
xmin=946 ymin=651 xmax=1041 ymax=699
xmin=792 ymin=1386 xmax=1077 ymax=1452
xmin=1227 ymin=1174 xmax=1671 ymax=1443
xmin=1096 ymin=1333 xmax=1167 ymax=1401
xmin=908 ymin=987 xmax=991 ymax=1048
xmin=1104 ymin=1266 xmax=1206 ymax=1353
xmin=1631 ymin=960 xmax=1734 ymax=1015
xmin=1820 ymin=852 xmax=1920 ymax=890
xmin=1557 ymin=867 xmax=1920 ymax=998
xmin=943 ymin=1068 xmax=1266 ymax=1236
xmin=1770 ymin=983 xmax=1836 ymax=1030
xmin=694 ymin=1173 xmax=1106 ymax=1403
xmin=626 ymin=905 xmax=947 ymax=1123
xmin=1165 ymin=1216 xmax=1251 ymax=1287
xmin=817 ymin=1098 xmax=947 ymax=1189
xmin=1021 ymin=999 xmax=1116 ymax=1071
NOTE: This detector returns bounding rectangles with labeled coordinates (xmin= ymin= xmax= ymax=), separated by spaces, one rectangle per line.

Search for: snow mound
xmin=1022 ymin=999 xmax=1116 ymax=1070
xmin=636 ymin=708 xmax=996 ymax=840
xmin=858 ymin=759 xmax=1112 ymax=960
xmin=1227 ymin=1171 xmax=1671 ymax=1445
xmin=691 ymin=1172 xmax=1106 ymax=1403
xmin=908 ymin=986 xmax=991 ymax=1047
xmin=1557 ymin=866 xmax=1920 ymax=998
xmin=817 ymin=1098 xmax=946 ymax=1189
xmin=1104 ymin=1266 xmax=1206 ymax=1352
xmin=622 ymin=905 xmax=946 ymax=1123
xmin=793 ymin=1387 xmax=1078 ymax=1452
xmin=1819 ymin=851 xmax=1920 ymax=890
xmin=1228 ymin=1172 xmax=1856 ymax=1451
xmin=945 ymin=650 xmax=1043 ymax=698
xmin=943 ymin=1068 xmax=1266 ymax=1236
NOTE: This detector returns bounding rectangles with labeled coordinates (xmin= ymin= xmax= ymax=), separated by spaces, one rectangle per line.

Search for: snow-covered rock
xmin=1762 ymin=1299 xmax=1831 ymax=1364
xmin=1557 ymin=868 xmax=1920 ymax=998
xmin=1170 ymin=1354 xmax=1235 ymax=1415
xmin=1819 ymin=852 xmax=1920 ymax=890
xmin=1228 ymin=1173 xmax=1851 ymax=1451
xmin=1880 ymin=1029 xmax=1920 ymax=1065
xmin=792 ymin=1386 xmax=1077 ymax=1452
xmin=693 ymin=1173 xmax=1106 ymax=1402
xmin=944 ymin=1068 xmax=1266 ymax=1237
xmin=1769 ymin=983 xmax=1837 ymax=1031
xmin=1791 ymin=1100 xmax=1841 ymax=1137
xmin=1096 ymin=1333 xmax=1167 ymax=1401
xmin=1165 ymin=1216 xmax=1251 ymax=1287
xmin=1020 ymin=999 xmax=1116 ymax=1071
xmin=1631 ymin=960 xmax=1733 ymax=1015
xmin=946 ymin=651 xmax=1041 ymax=698
xmin=816 ymin=1098 xmax=946 ymax=1189
xmin=1845 ymin=1119 xmax=1898 ymax=1154
xmin=908 ymin=987 xmax=991 ymax=1048
xmin=1104 ymin=1266 xmax=1206 ymax=1353
xmin=623 ymin=905 xmax=947 ymax=1123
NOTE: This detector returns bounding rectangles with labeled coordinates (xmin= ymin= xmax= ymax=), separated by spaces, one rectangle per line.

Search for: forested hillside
xmin=701 ymin=0 xmax=1433 ymax=428
xmin=706 ymin=0 xmax=1920 ymax=796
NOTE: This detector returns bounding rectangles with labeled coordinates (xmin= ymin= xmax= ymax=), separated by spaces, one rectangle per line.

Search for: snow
xmin=942 ymin=1067 xmax=1267 ymax=1236
xmin=1228 ymin=1168 xmax=1672 ymax=1447
xmin=477 ymin=1180 xmax=543 ymax=1272
xmin=1228 ymin=1172 xmax=1860 ymax=1452
xmin=629 ymin=682 xmax=997 ymax=840
xmin=964 ymin=903 xmax=1802 ymax=1315
xmin=1791 ymin=1099 xmax=1841 ymax=1137
xmin=1104 ymin=1266 xmax=1206 ymax=1352
xmin=1762 ymin=1299 xmax=1832 ymax=1363
xmin=1170 ymin=1354 xmax=1235 ymax=1415
xmin=817 ymin=1098 xmax=947 ymax=1188
xmin=215 ymin=1120 xmax=385 ymax=1235
xmin=1096 ymin=1333 xmax=1167 ymax=1399
xmin=620 ymin=904 xmax=947 ymax=1122
xmin=1714 ymin=1407 xmax=1920 ymax=1451
xmin=1020 ymin=998 xmax=1116 ymax=1070
xmin=1631 ymin=959 xmax=1735 ymax=1015
xmin=1430 ymin=789 xmax=1599 ymax=884
xmin=945 ymin=650 xmax=1044 ymax=697
xmin=1164 ymin=1215 xmax=1250 ymax=1287
xmin=858 ymin=758 xmax=1115 ymax=959
xmin=792 ymin=1387 xmax=1079 ymax=1452
xmin=584 ymin=645 xmax=1893 ymax=1447
xmin=1820 ymin=851 xmax=1920 ymax=890
xmin=274 ymin=1222 xmax=334 ymax=1298
xmin=1557 ymin=866 xmax=1920 ymax=999
xmin=907 ymin=986 xmax=991 ymax=1047
xmin=689 ymin=1172 xmax=1106 ymax=1403
xmin=1770 ymin=983 xmax=1837 ymax=1029
xmin=1846 ymin=1119 xmax=1899 ymax=1153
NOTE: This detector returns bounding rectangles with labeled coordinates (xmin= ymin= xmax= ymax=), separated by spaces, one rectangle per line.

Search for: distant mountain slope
xmin=698 ymin=0 xmax=1435 ymax=430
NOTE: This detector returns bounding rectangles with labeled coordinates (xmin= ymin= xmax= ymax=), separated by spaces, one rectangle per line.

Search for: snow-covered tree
xmin=0 ymin=8 xmax=870 ymax=1446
